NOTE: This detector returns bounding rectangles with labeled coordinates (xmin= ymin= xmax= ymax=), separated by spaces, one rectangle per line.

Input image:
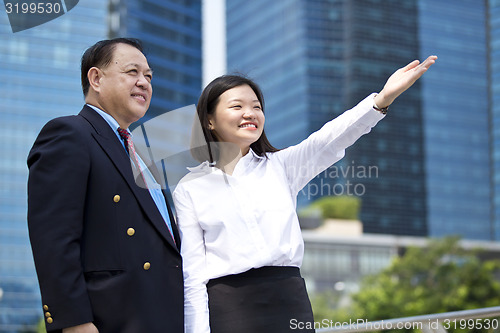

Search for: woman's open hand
xmin=374 ymin=55 xmax=437 ymax=109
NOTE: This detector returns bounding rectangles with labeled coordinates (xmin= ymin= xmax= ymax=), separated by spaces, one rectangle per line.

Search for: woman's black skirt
xmin=207 ymin=266 xmax=315 ymax=333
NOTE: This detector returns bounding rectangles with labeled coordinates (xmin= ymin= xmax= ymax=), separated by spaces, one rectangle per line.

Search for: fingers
xmin=403 ymin=59 xmax=420 ymax=72
xmin=378 ymin=55 xmax=437 ymax=106
xmin=412 ymin=56 xmax=437 ymax=79
xmin=402 ymin=56 xmax=437 ymax=73
xmin=420 ymin=55 xmax=437 ymax=70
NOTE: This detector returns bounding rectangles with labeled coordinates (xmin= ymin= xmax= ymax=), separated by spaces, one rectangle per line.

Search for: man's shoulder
xmin=41 ymin=106 xmax=96 ymax=133
xmin=31 ymin=108 xmax=99 ymax=151
xmin=44 ymin=113 xmax=82 ymax=127
xmin=28 ymin=108 xmax=96 ymax=166
xmin=45 ymin=106 xmax=89 ymax=124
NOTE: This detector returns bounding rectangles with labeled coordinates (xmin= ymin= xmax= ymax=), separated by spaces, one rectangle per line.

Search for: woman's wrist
xmin=373 ymin=92 xmax=392 ymax=110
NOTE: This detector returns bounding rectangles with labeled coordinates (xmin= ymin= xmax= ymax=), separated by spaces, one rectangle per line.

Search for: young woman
xmin=173 ymin=56 xmax=437 ymax=333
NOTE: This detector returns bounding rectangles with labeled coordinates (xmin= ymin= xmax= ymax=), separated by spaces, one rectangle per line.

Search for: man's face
xmin=97 ymin=43 xmax=153 ymax=128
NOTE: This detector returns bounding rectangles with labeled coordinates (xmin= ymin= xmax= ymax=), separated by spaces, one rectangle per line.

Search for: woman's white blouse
xmin=173 ymin=94 xmax=385 ymax=333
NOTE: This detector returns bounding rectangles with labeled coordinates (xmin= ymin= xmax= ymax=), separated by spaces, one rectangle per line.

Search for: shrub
xmin=309 ymin=195 xmax=361 ymax=220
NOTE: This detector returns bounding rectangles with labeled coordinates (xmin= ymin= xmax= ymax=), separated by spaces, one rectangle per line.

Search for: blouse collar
xmin=187 ymin=148 xmax=265 ymax=174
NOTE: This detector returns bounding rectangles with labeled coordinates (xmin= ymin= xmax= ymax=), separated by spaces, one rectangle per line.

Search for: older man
xmin=27 ymin=38 xmax=183 ymax=333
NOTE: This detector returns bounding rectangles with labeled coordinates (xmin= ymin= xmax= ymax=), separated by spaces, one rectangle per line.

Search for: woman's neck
xmin=216 ymin=145 xmax=250 ymax=176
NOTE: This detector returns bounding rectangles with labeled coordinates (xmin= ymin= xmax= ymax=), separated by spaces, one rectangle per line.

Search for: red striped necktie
xmin=117 ymin=128 xmax=148 ymax=188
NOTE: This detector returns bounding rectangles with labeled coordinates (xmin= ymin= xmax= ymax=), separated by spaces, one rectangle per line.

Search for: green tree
xmin=307 ymin=195 xmax=361 ymax=220
xmin=312 ymin=236 xmax=500 ymax=332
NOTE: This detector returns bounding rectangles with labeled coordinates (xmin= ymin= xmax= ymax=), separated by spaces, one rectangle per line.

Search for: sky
xmin=202 ymin=0 xmax=226 ymax=87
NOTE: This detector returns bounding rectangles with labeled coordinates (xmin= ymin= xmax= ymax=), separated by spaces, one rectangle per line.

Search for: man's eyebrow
xmin=124 ymin=63 xmax=153 ymax=73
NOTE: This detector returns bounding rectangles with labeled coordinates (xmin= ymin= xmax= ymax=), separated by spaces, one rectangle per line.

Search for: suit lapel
xmin=79 ymin=106 xmax=179 ymax=251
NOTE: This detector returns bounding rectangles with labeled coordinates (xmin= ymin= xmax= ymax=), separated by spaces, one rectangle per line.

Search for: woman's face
xmin=208 ymin=84 xmax=265 ymax=155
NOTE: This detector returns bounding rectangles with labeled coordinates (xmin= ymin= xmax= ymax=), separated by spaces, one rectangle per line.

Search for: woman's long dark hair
xmin=191 ymin=74 xmax=279 ymax=163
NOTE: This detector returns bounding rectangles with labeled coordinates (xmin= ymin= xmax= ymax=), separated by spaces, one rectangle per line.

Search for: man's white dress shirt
xmin=173 ymin=94 xmax=385 ymax=333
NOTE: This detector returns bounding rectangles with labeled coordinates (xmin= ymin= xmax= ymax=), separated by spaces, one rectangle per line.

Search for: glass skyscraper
xmin=226 ymin=0 xmax=494 ymax=239
xmin=0 ymin=2 xmax=107 ymax=330
xmin=419 ymin=0 xmax=491 ymax=240
xmin=338 ymin=0 xmax=426 ymax=236
xmin=226 ymin=1 xmax=310 ymax=149
xmin=113 ymin=0 xmax=202 ymax=117
xmin=0 ymin=0 xmax=201 ymax=330
xmin=489 ymin=0 xmax=500 ymax=240
xmin=225 ymin=0 xmax=347 ymax=210
xmin=226 ymin=0 xmax=426 ymax=235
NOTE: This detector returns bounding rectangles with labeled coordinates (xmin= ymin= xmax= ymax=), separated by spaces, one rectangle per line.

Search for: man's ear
xmin=87 ymin=67 xmax=102 ymax=93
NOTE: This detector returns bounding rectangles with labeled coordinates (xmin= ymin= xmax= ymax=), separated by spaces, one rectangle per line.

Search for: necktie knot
xmin=117 ymin=128 xmax=131 ymax=149
xmin=117 ymin=128 xmax=129 ymax=138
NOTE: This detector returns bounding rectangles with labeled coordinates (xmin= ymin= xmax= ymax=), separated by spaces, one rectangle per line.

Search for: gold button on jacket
xmin=46 ymin=317 xmax=53 ymax=324
xmin=143 ymin=262 xmax=151 ymax=270
xmin=127 ymin=228 xmax=135 ymax=236
xmin=113 ymin=195 xmax=120 ymax=202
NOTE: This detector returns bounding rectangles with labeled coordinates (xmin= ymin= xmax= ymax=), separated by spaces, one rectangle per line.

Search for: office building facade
xmin=226 ymin=0 xmax=494 ymax=240
xmin=419 ymin=0 xmax=491 ymax=239
xmin=489 ymin=0 xmax=500 ymax=240
xmin=0 ymin=1 xmax=108 ymax=329
xmin=111 ymin=0 xmax=202 ymax=118
xmin=0 ymin=0 xmax=201 ymax=329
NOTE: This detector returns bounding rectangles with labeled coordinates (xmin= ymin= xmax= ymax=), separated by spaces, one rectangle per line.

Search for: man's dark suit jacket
xmin=27 ymin=105 xmax=183 ymax=332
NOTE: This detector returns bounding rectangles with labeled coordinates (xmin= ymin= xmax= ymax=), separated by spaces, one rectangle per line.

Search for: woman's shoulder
xmin=173 ymin=162 xmax=213 ymax=195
